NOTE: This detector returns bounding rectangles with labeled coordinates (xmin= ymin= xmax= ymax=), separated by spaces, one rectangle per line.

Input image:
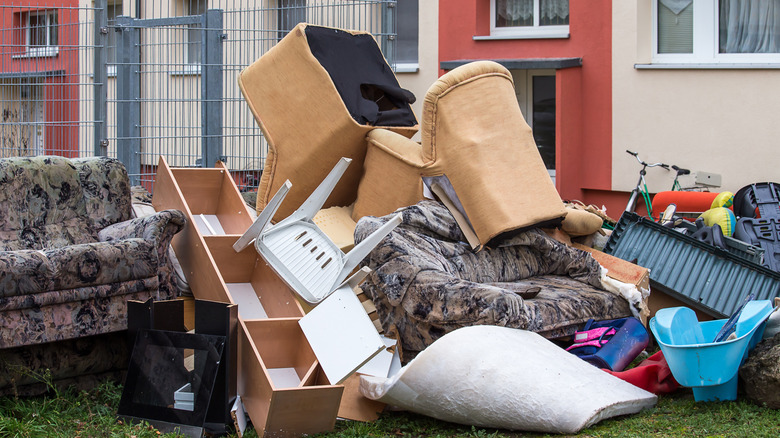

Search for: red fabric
xmin=604 ymin=351 xmax=680 ymax=394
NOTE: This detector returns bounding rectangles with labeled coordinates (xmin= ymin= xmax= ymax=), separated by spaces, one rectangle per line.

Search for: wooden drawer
xmin=239 ymin=318 xmax=342 ymax=437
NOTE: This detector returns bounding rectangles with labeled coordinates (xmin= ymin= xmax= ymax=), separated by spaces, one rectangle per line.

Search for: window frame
xmin=394 ymin=0 xmax=419 ymax=73
xmin=652 ymin=0 xmax=780 ymax=65
xmin=106 ymin=0 xmax=122 ymax=77
xmin=511 ymin=68 xmax=557 ymax=181
xmin=489 ymin=0 xmax=569 ymax=39
xmin=25 ymin=9 xmax=59 ymax=58
xmin=184 ymin=0 xmax=207 ymax=67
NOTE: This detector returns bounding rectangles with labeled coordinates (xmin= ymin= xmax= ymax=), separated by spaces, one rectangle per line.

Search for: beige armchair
xmin=238 ymin=23 xmax=418 ymax=222
xmin=353 ymin=61 xmax=566 ymax=246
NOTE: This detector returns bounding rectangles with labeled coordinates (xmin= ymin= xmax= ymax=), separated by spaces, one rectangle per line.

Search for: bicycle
xmin=624 ymin=150 xmax=670 ymax=219
xmin=670 ymin=164 xmax=691 ymax=191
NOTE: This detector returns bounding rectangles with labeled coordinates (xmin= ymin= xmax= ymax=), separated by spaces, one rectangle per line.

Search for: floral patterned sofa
xmin=0 ymin=156 xmax=185 ymax=394
xmin=356 ymin=200 xmax=636 ymax=362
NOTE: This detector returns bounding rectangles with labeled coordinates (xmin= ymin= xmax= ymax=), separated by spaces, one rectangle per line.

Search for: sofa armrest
xmin=98 ymin=208 xmax=185 ymax=297
xmin=98 ymin=209 xmax=185 ymax=246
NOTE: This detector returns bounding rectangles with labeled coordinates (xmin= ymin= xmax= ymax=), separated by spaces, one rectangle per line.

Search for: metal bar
xmin=116 ymin=15 xmax=141 ymax=184
xmin=93 ymin=0 xmax=108 ymax=156
xmin=0 ymin=70 xmax=66 ymax=79
xmin=381 ymin=0 xmax=396 ymax=65
xmin=202 ymin=9 xmax=224 ymax=168
xmin=132 ymin=16 xmax=203 ymax=28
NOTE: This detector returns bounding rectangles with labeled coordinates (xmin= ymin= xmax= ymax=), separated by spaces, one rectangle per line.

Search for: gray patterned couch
xmin=356 ymin=200 xmax=633 ymax=361
xmin=0 ymin=156 xmax=185 ymax=394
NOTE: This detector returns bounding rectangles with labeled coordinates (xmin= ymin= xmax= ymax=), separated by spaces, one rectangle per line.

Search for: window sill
xmin=170 ymin=64 xmax=202 ymax=76
xmin=471 ymin=26 xmax=570 ymax=41
xmin=12 ymin=47 xmax=59 ymax=59
xmin=474 ymin=32 xmax=569 ymax=41
xmin=636 ymin=63 xmax=780 ymax=70
xmin=394 ymin=63 xmax=419 ymax=73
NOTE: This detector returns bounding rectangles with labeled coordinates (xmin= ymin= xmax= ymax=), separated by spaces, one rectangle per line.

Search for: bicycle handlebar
xmin=626 ymin=150 xmax=669 ymax=170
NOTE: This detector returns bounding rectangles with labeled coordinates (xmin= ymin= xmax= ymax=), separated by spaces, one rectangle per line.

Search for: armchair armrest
xmin=353 ymin=129 xmax=428 ymax=221
xmin=366 ymin=128 xmax=427 ymax=167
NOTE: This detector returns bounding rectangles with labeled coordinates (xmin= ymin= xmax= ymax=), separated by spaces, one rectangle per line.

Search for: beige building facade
xmin=612 ymin=1 xmax=780 ymax=195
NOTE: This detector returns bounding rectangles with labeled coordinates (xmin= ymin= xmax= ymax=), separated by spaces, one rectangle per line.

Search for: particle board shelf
xmin=152 ymin=157 xmax=347 ymax=437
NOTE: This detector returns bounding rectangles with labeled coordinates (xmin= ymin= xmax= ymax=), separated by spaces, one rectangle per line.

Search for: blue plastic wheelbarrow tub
xmin=649 ymin=301 xmax=775 ymax=402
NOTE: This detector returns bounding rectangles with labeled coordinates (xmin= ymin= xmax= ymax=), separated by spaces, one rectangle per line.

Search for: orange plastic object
xmin=652 ymin=191 xmax=723 ymax=218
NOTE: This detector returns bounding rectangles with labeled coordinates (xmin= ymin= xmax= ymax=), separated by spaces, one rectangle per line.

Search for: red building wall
xmin=439 ymin=0 xmax=615 ymax=210
xmin=1 ymin=0 xmax=80 ymax=156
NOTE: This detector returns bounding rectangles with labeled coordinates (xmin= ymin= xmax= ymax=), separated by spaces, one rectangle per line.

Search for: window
xmin=278 ymin=0 xmax=306 ymax=40
xmin=106 ymin=1 xmax=122 ymax=76
xmin=184 ymin=0 xmax=207 ymax=65
xmin=490 ymin=0 xmax=569 ymax=39
xmin=395 ymin=0 xmax=419 ymax=72
xmin=512 ymin=69 xmax=556 ymax=181
xmin=26 ymin=10 xmax=59 ymax=57
xmin=654 ymin=0 xmax=780 ymax=64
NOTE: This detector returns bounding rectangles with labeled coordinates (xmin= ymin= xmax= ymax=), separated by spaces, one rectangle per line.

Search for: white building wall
xmin=395 ymin=0 xmax=438 ymax=139
xmin=612 ymin=1 xmax=780 ymax=194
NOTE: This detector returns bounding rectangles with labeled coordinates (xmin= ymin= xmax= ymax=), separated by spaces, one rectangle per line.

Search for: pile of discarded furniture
xmin=142 ymin=23 xmax=659 ymax=435
xmin=2 ymin=22 xmax=779 ymax=437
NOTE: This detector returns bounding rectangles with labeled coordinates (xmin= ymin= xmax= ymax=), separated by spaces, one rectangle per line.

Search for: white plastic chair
xmin=234 ymin=157 xmax=402 ymax=305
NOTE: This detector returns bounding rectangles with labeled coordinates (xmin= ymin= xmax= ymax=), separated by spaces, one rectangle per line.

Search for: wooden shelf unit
xmin=152 ymin=157 xmax=344 ymax=437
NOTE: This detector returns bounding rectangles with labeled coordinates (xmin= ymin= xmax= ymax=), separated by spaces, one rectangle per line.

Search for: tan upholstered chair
xmin=354 ymin=61 xmax=566 ymax=246
xmin=238 ymin=23 xmax=418 ymax=221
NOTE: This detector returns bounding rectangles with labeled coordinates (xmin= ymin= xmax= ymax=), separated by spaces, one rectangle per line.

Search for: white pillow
xmin=360 ymin=325 xmax=657 ymax=434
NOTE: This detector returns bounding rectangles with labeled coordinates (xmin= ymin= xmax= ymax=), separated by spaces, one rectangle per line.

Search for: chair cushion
xmin=355 ymin=200 xmax=632 ymax=359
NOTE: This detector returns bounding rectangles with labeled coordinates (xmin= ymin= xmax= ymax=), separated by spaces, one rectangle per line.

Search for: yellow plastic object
xmin=700 ymin=207 xmax=736 ymax=237
xmin=711 ymin=191 xmax=734 ymax=209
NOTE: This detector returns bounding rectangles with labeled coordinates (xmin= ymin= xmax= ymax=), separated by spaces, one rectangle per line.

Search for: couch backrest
xmin=0 ymin=156 xmax=132 ymax=251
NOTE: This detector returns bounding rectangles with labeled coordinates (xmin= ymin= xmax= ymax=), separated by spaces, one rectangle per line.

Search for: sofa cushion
xmin=74 ymin=156 xmax=132 ymax=229
xmin=0 ymin=156 xmax=131 ymax=250
xmin=0 ymin=239 xmax=157 ymax=297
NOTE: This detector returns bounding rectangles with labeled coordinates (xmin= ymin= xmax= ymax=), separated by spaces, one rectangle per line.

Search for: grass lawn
xmin=1 ymin=378 xmax=778 ymax=438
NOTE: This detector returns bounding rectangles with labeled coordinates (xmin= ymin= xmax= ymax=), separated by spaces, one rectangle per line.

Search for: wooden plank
xmin=170 ymin=167 xmax=226 ymax=213
xmin=226 ymin=283 xmax=268 ymax=320
xmin=237 ymin=319 xmax=274 ymax=436
xmin=215 ymin=161 xmax=255 ymax=234
xmin=337 ymin=373 xmax=385 ymax=422
xmin=572 ymin=242 xmax=650 ymax=287
xmin=265 ymin=385 xmax=342 ymax=437
xmin=205 ymin=235 xmax=259 ymax=283
xmin=152 ymin=158 xmax=232 ymax=304
xmin=250 ymin=259 xmax=305 ymax=318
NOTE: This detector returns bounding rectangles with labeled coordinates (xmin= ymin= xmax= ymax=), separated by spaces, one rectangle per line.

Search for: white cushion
xmin=360 ymin=325 xmax=657 ymax=434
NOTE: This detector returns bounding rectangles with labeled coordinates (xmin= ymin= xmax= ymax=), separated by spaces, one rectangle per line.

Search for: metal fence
xmin=0 ymin=0 xmax=396 ymax=190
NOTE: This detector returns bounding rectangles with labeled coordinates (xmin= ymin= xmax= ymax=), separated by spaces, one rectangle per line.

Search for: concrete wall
xmin=612 ymin=1 xmax=780 ymax=195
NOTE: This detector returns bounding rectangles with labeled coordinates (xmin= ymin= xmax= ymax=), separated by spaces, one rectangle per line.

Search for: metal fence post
xmin=115 ymin=15 xmax=141 ymax=184
xmin=93 ymin=0 xmax=108 ymax=157
xmin=381 ymin=0 xmax=397 ymax=66
xmin=202 ymin=9 xmax=224 ymax=168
